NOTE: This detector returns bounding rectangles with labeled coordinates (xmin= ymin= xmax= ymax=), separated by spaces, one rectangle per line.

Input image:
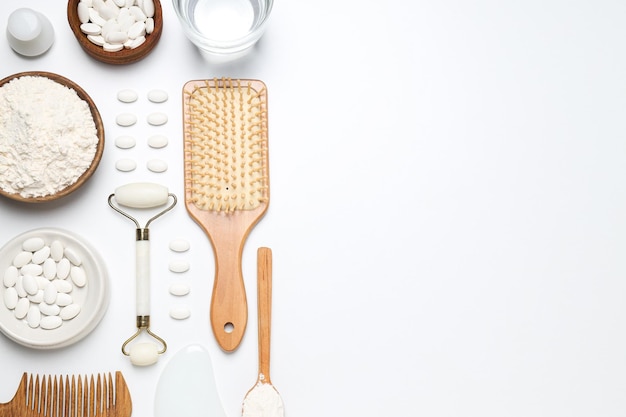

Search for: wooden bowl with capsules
xmin=0 ymin=71 xmax=104 ymax=203
xmin=67 ymin=0 xmax=163 ymax=65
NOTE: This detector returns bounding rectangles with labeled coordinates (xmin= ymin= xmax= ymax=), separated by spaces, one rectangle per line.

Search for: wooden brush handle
xmin=257 ymin=247 xmax=273 ymax=382
xmin=210 ymin=233 xmax=249 ymax=352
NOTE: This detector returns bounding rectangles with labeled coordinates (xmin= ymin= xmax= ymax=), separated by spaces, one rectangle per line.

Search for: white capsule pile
xmin=77 ymin=0 xmax=156 ymax=52
xmin=2 ymin=237 xmax=85 ymax=330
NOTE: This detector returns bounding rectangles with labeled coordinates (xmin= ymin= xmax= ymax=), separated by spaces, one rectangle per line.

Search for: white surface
xmin=0 ymin=1 xmax=625 ymax=416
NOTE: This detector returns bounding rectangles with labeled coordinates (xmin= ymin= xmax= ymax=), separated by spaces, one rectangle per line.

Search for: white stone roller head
xmin=114 ymin=182 xmax=170 ymax=208
xmin=129 ymin=342 xmax=160 ymax=366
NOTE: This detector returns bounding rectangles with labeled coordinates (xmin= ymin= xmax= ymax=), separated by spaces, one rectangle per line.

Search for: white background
xmin=1 ymin=1 xmax=626 ymax=416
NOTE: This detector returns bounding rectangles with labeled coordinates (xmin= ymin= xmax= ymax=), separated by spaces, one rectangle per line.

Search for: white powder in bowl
xmin=242 ymin=381 xmax=284 ymax=417
xmin=0 ymin=75 xmax=99 ymax=198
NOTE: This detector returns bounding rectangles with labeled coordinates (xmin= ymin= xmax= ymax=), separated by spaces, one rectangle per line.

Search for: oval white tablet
xmin=50 ymin=240 xmax=64 ymax=262
xmin=23 ymin=237 xmax=45 ymax=252
xmin=3 ymin=287 xmax=18 ymax=310
xmin=169 ymin=238 xmax=190 ymax=252
xmin=169 ymin=283 xmax=190 ymax=296
xmin=64 ymin=247 xmax=82 ymax=266
xmin=116 ymin=113 xmax=137 ymax=126
xmin=116 ymin=135 xmax=136 ymax=149
xmin=147 ymin=112 xmax=167 ymax=126
xmin=168 ymin=260 xmax=189 ymax=273
xmin=13 ymin=251 xmax=33 ymax=267
xmin=70 ymin=266 xmax=87 ymax=288
xmin=116 ymin=158 xmax=137 ymax=172
xmin=60 ymin=303 xmax=81 ymax=320
xmin=147 ymin=159 xmax=168 ymax=173
xmin=3 ymin=265 xmax=18 ymax=287
xmin=40 ymin=315 xmax=63 ymax=330
xmin=147 ymin=89 xmax=168 ymax=103
xmin=117 ymin=89 xmax=138 ymax=103
xmin=147 ymin=134 xmax=168 ymax=148
xmin=169 ymin=305 xmax=191 ymax=320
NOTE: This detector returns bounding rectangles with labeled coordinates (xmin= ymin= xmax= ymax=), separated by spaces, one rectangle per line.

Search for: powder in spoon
xmin=242 ymin=380 xmax=285 ymax=417
xmin=0 ymin=75 xmax=98 ymax=198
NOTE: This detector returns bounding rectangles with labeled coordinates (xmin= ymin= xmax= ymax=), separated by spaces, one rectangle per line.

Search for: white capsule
xmin=53 ymin=279 xmax=73 ymax=294
xmin=77 ymin=2 xmax=91 ymax=23
xmin=116 ymin=113 xmax=137 ymax=126
xmin=23 ymin=237 xmax=45 ymax=252
xmin=43 ymin=258 xmax=57 ymax=280
xmin=126 ymin=35 xmax=145 ymax=49
xmin=81 ymin=22 xmax=102 ymax=35
xmin=169 ymin=283 xmax=190 ymax=296
xmin=169 ymin=305 xmax=191 ymax=320
xmin=15 ymin=277 xmax=26 ymax=298
xmin=14 ymin=297 xmax=30 ymax=319
xmin=145 ymin=17 xmax=154 ymax=34
xmin=147 ymin=134 xmax=168 ymax=148
xmin=141 ymin=0 xmax=155 ymax=18
xmin=3 ymin=287 xmax=18 ymax=309
xmin=147 ymin=159 xmax=168 ymax=173
xmin=21 ymin=263 xmax=43 ymax=277
xmin=3 ymin=265 xmax=18 ymax=287
xmin=129 ymin=5 xmax=147 ymax=21
xmin=116 ymin=158 xmax=137 ymax=172
xmin=127 ymin=21 xmax=146 ymax=39
xmin=32 ymin=246 xmax=51 ymax=264
xmin=40 ymin=315 xmax=63 ymax=330
xmin=104 ymin=42 xmax=124 ymax=52
xmin=13 ymin=251 xmax=33 ymax=268
xmin=57 ymin=258 xmax=71 ymax=279
xmin=36 ymin=276 xmax=48 ymax=290
xmin=87 ymin=34 xmax=106 ymax=46
xmin=117 ymin=89 xmax=138 ymax=103
xmin=39 ymin=302 xmax=61 ymax=317
xmin=27 ymin=305 xmax=41 ymax=328
xmin=169 ymin=238 xmax=190 ymax=252
xmin=60 ymin=303 xmax=81 ymax=320
xmin=118 ymin=11 xmax=136 ymax=31
xmin=22 ymin=275 xmax=39 ymax=296
xmin=50 ymin=240 xmax=64 ymax=262
xmin=64 ymin=247 xmax=82 ymax=266
xmin=101 ymin=20 xmax=122 ymax=38
xmin=147 ymin=112 xmax=167 ymax=126
xmin=43 ymin=283 xmax=58 ymax=304
xmin=56 ymin=293 xmax=73 ymax=307
xmin=106 ymin=31 xmax=129 ymax=44
xmin=71 ymin=266 xmax=87 ymax=288
xmin=113 ymin=0 xmax=126 ymax=7
xmin=28 ymin=290 xmax=44 ymax=304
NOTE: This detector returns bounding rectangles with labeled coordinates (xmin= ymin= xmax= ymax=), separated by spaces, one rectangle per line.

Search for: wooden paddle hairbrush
xmin=182 ymin=78 xmax=269 ymax=352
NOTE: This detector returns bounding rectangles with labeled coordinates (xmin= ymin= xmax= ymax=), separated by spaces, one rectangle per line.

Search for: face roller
xmin=108 ymin=182 xmax=177 ymax=366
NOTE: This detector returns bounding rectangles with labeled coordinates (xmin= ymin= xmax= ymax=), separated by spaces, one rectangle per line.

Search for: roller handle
xmin=136 ymin=239 xmax=150 ymax=317
xmin=257 ymin=247 xmax=273 ymax=382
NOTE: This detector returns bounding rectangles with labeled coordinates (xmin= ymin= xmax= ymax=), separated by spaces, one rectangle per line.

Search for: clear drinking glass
xmin=172 ymin=0 xmax=273 ymax=56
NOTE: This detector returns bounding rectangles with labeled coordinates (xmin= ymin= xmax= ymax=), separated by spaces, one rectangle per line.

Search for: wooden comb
xmin=0 ymin=371 xmax=131 ymax=417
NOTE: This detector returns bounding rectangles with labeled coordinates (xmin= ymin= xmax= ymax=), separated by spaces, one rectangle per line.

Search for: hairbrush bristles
xmin=185 ymin=78 xmax=268 ymax=213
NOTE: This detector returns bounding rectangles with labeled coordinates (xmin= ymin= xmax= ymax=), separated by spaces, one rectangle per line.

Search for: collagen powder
xmin=0 ymin=76 xmax=98 ymax=198
xmin=242 ymin=380 xmax=284 ymax=417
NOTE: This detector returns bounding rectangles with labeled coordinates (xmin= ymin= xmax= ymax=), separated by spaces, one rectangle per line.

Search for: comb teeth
xmin=185 ymin=78 xmax=269 ymax=213
xmin=22 ymin=372 xmax=120 ymax=417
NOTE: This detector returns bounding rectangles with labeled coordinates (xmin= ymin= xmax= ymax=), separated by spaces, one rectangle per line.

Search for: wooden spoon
xmin=242 ymin=247 xmax=284 ymax=417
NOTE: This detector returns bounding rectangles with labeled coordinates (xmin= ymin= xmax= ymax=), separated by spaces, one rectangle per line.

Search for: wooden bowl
xmin=0 ymin=71 xmax=104 ymax=203
xmin=67 ymin=0 xmax=163 ymax=65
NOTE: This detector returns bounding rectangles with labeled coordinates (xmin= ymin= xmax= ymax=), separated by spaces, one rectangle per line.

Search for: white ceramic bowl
xmin=0 ymin=228 xmax=109 ymax=349
xmin=6 ymin=8 xmax=55 ymax=57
